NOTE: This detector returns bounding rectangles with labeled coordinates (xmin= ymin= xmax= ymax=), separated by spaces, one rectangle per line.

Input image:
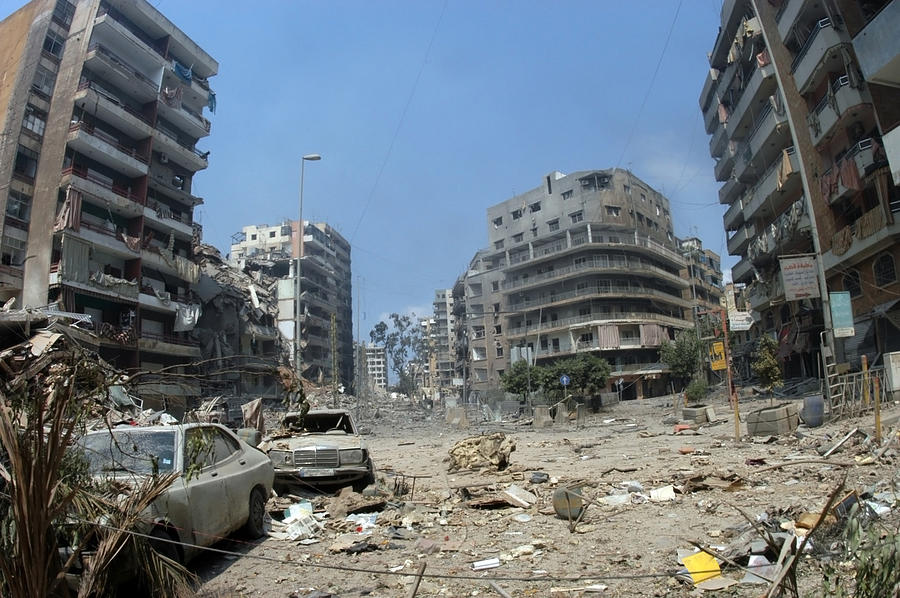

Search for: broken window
xmin=43 ymin=30 xmax=65 ymax=59
xmin=492 ymin=216 xmax=503 ymax=228
xmin=22 ymin=106 xmax=46 ymax=138
xmin=493 ymin=303 xmax=500 ymax=313
xmin=548 ymin=219 xmax=559 ymax=231
xmin=52 ymin=0 xmax=76 ymax=27
xmin=13 ymin=145 xmax=39 ymax=180
xmin=494 ymin=324 xmax=502 ymax=334
xmin=623 ymin=185 xmax=631 ymax=195
xmin=579 ymin=332 xmax=594 ymax=343
xmin=529 ymin=202 xmax=541 ymax=213
xmin=562 ymin=190 xmax=573 ymax=200
xmin=6 ymin=190 xmax=31 ymax=222
xmin=496 ymin=346 xmax=503 ymax=357
xmin=32 ymin=66 xmax=56 ymax=97
xmin=512 ymin=209 xmax=522 ymax=220
xmin=641 ymin=193 xmax=647 ymax=202
xmin=569 ymin=211 xmax=583 ymax=224
xmin=605 ymin=206 xmax=620 ymax=217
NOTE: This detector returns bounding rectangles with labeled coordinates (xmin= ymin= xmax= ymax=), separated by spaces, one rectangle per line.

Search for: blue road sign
xmin=560 ymin=374 xmax=570 ymax=386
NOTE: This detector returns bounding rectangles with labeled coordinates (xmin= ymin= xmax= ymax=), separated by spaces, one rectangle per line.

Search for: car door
xmin=208 ymin=426 xmax=248 ymax=533
xmin=182 ymin=426 xmax=231 ymax=547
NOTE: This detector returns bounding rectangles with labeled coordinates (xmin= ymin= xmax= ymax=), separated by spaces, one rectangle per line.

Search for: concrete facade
xmin=460 ymin=168 xmax=696 ymax=400
xmin=701 ymin=0 xmax=900 ymax=375
xmin=229 ymin=219 xmax=353 ymax=388
xmin=0 ymin=0 xmax=216 ymax=408
xmin=430 ymin=288 xmax=455 ymax=392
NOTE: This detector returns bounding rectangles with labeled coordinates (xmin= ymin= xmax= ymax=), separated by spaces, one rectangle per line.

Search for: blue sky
xmin=2 ymin=0 xmax=730 ymax=338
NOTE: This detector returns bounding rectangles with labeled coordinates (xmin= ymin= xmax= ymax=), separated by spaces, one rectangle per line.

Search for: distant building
xmin=701 ymin=0 xmax=900 ymax=373
xmin=364 ymin=343 xmax=387 ymax=390
xmin=431 ymin=289 xmax=455 ymax=392
xmin=229 ymin=220 xmax=353 ymax=388
xmin=679 ymin=237 xmax=724 ymax=313
xmin=0 ymin=0 xmax=217 ymax=409
xmin=457 ymin=169 xmax=695 ymax=400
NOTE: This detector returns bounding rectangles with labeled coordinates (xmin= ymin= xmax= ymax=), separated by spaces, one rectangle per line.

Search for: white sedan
xmin=78 ymin=423 xmax=274 ymax=562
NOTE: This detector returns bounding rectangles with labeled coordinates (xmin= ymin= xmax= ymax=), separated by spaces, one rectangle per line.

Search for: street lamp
xmin=296 ymin=153 xmax=322 ymax=380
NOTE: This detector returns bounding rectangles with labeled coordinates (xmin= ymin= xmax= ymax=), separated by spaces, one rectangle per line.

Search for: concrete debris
xmin=448 ymin=432 xmax=516 ymax=471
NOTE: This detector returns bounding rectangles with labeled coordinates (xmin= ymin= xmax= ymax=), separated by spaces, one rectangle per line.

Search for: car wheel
xmin=149 ymin=527 xmax=181 ymax=563
xmin=242 ymin=486 xmax=267 ymax=539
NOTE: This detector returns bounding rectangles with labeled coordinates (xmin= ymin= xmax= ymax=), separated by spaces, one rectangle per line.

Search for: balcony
xmin=700 ymin=69 xmax=720 ymax=134
xmin=748 ymin=285 xmax=770 ymax=312
xmin=137 ymin=291 xmax=178 ymax=313
xmin=776 ymin=0 xmax=805 ymax=42
xmin=743 ymin=147 xmax=800 ymax=222
xmin=715 ymin=141 xmax=738 ymax=182
xmin=139 ymin=333 xmax=201 ymax=359
xmin=791 ymin=19 xmax=848 ymax=94
xmin=747 ymin=197 xmax=812 ymax=264
xmin=77 ymin=219 xmax=140 ymax=258
xmin=151 ymin=127 xmax=208 ymax=172
xmin=74 ymin=81 xmax=153 ymax=140
xmin=504 ymin=233 xmax=684 ymax=271
xmin=93 ymin=7 xmax=167 ymax=64
xmin=165 ymin=60 xmax=213 ymax=111
xmin=822 ymin=138 xmax=878 ymax=205
xmin=147 ymin=176 xmax=203 ymax=208
xmin=747 ymin=103 xmax=788 ymax=161
xmin=156 ymin=95 xmax=211 ymax=139
xmin=67 ymin=122 xmax=149 ymax=178
xmin=140 ymin=250 xmax=200 ymax=284
xmin=723 ymin=197 xmax=744 ymax=231
xmin=500 ymin=257 xmax=687 ymax=292
xmin=824 ymin=205 xmax=900 ymax=271
xmin=143 ymin=203 xmax=193 ymax=241
xmin=731 ymin=257 xmax=754 ymax=284
xmin=727 ymin=221 xmax=756 ymax=255
xmin=853 ymin=0 xmax=900 ymax=87
xmin=709 ymin=0 xmax=747 ymax=69
xmin=61 ymin=166 xmax=145 ymax=215
xmin=728 ymin=63 xmax=776 ymax=139
xmin=719 ymin=176 xmax=745 ymax=205
xmin=810 ymin=77 xmax=872 ymax=147
xmin=84 ymin=43 xmax=159 ymax=103
xmin=507 ymin=285 xmax=691 ymax=312
xmin=506 ymin=311 xmax=691 ymax=339
xmin=709 ymin=121 xmax=729 ymax=159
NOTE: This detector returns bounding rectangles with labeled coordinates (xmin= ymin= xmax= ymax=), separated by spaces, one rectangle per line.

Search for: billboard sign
xmin=729 ymin=311 xmax=754 ymax=332
xmin=830 ymin=291 xmax=855 ymax=338
xmin=709 ymin=341 xmax=726 ymax=371
xmin=780 ymin=256 xmax=820 ymax=301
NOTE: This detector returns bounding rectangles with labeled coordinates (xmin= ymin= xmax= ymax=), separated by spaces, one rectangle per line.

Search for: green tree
xmin=369 ymin=313 xmax=427 ymax=398
xmin=541 ymin=354 xmax=611 ymax=398
xmin=751 ymin=334 xmax=783 ymax=395
xmin=500 ymin=359 xmax=539 ymax=401
xmin=659 ymin=330 xmax=703 ymax=391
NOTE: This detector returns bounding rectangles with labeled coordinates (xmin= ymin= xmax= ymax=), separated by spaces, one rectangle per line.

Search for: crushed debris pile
xmin=448 ymin=432 xmax=516 ymax=471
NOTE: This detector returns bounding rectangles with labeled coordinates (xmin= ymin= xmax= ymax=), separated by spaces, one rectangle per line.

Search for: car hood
xmin=261 ymin=433 xmax=365 ymax=451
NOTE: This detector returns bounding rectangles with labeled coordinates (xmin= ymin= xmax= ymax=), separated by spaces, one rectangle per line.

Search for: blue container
xmin=801 ymin=394 xmax=825 ymax=427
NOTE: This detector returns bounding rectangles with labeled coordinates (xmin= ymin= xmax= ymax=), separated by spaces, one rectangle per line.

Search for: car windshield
xmin=284 ymin=412 xmax=354 ymax=434
xmin=79 ymin=429 xmax=177 ymax=475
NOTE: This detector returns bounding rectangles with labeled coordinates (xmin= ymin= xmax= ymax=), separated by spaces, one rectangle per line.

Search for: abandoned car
xmin=76 ymin=423 xmax=274 ymax=562
xmin=262 ymin=409 xmax=375 ymax=493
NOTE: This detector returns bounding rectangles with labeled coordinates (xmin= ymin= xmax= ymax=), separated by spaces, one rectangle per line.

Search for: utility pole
xmin=331 ymin=312 xmax=338 ymax=408
xmin=356 ymin=275 xmax=362 ymax=422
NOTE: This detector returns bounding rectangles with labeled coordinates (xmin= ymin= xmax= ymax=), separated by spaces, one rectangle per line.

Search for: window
xmin=22 ymin=107 xmax=46 ymax=137
xmin=494 ymin=324 xmax=502 ymax=334
xmin=843 ymin=270 xmax=861 ymax=297
xmin=570 ymin=211 xmax=583 ymax=224
xmin=609 ymin=235 xmax=620 ymax=243
xmin=492 ymin=216 xmax=503 ymax=228
xmin=13 ymin=146 xmax=39 ymax=180
xmin=531 ymin=226 xmax=538 ymax=238
xmin=491 ymin=281 xmax=499 ymax=292
xmin=52 ymin=0 xmax=75 ymax=27
xmin=573 ymin=256 xmax=587 ymax=266
xmin=32 ymin=66 xmax=56 ymax=97
xmin=641 ymin=193 xmax=647 ymax=202
xmin=551 ymin=338 xmax=560 ymax=351
xmin=874 ymin=253 xmax=896 ymax=287
xmin=605 ymin=206 xmax=621 ymax=217
xmin=548 ymin=219 xmax=559 ymax=231
xmin=6 ymin=190 xmax=31 ymax=222
xmin=579 ymin=332 xmax=594 ymax=343
xmin=43 ymin=31 xmax=65 ymax=59
xmin=493 ymin=303 xmax=500 ymax=313
xmin=637 ymin=214 xmax=644 ymax=224
xmin=623 ymin=185 xmax=631 ymax=195
xmin=562 ymin=190 xmax=573 ymax=200
xmin=269 ymin=230 xmax=276 ymax=238
xmin=496 ymin=346 xmax=504 ymax=357
xmin=576 ymin=281 xmax=590 ymax=291
xmin=250 ymin=234 xmax=257 ymax=241
xmin=512 ymin=233 xmax=523 ymax=243
xmin=656 ymin=205 xmax=661 ymax=216
xmin=512 ymin=209 xmax=523 ymax=220
xmin=529 ymin=201 xmax=541 ymax=213
xmin=494 ymin=239 xmax=505 ymax=250
xmin=579 ymin=306 xmax=591 ymax=316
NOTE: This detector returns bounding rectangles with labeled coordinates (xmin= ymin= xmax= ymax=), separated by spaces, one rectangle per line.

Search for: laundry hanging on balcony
xmin=174 ymin=303 xmax=202 ymax=332
xmin=173 ymin=60 xmax=192 ymax=83
xmin=54 ymin=187 xmax=82 ymax=232
xmin=161 ymin=86 xmax=182 ymax=108
xmin=207 ymin=90 xmax=216 ymax=114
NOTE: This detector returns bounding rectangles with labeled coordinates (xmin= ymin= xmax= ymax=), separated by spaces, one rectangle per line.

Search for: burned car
xmin=76 ymin=423 xmax=274 ymax=563
xmin=262 ymin=409 xmax=375 ymax=493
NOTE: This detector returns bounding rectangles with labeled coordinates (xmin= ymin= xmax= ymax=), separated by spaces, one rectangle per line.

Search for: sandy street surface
xmin=196 ymin=392 xmax=900 ymax=597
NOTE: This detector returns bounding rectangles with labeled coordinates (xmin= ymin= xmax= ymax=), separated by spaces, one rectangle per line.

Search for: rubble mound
xmin=448 ymin=432 xmax=516 ymax=472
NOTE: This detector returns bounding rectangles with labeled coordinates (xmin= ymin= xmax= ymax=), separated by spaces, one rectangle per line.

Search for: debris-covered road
xmin=196 ymin=393 xmax=899 ymax=597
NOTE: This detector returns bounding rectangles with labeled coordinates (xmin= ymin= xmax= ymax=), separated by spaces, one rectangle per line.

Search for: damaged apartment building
xmin=454 ymin=169 xmax=722 ymax=400
xmin=0 ymin=0 xmax=216 ymax=410
xmin=229 ymin=220 xmax=353 ymax=389
xmin=701 ymin=0 xmax=900 ymax=375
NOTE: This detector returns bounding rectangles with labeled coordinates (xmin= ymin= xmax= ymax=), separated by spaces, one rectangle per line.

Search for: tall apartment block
xmin=363 ymin=343 xmax=387 ymax=390
xmin=679 ymin=237 xmax=725 ymax=312
xmin=460 ymin=169 xmax=698 ymax=400
xmin=0 ymin=0 xmax=216 ymax=404
xmin=229 ymin=220 xmax=353 ymax=388
xmin=430 ymin=289 xmax=455 ymax=392
xmin=702 ymin=0 xmax=900 ymax=374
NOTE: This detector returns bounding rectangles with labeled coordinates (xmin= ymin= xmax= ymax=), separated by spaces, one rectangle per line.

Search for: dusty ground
xmin=195 ymin=391 xmax=900 ymax=597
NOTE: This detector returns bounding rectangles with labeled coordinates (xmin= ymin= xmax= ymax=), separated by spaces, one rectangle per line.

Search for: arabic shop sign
xmin=779 ymin=256 xmax=820 ymax=301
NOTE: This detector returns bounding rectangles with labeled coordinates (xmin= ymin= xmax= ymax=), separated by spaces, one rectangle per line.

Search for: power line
xmin=348 ymin=0 xmax=449 ymax=243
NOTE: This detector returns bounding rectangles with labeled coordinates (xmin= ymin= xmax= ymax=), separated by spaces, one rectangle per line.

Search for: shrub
xmin=684 ymin=377 xmax=709 ymax=404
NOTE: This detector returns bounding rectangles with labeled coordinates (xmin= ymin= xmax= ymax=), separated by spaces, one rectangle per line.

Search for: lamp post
xmin=295 ymin=153 xmax=321 ymax=380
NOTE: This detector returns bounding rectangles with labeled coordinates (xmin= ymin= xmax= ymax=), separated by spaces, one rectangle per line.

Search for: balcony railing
xmin=62 ymin=166 xmax=145 ymax=205
xmin=4 ymin=215 xmax=29 ymax=231
xmin=508 ymin=285 xmax=688 ymax=311
xmin=501 ymin=257 xmax=682 ymax=291
xmin=87 ymin=43 xmax=157 ymax=89
xmin=77 ymin=80 xmax=153 ymax=126
xmin=96 ymin=4 xmax=167 ymax=58
xmin=69 ymin=121 xmax=149 ymax=164
xmin=140 ymin=331 xmax=197 ymax=348
xmin=507 ymin=311 xmax=689 ymax=337
xmin=506 ymin=233 xmax=683 ymax=269
xmin=791 ymin=18 xmax=833 ymax=72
